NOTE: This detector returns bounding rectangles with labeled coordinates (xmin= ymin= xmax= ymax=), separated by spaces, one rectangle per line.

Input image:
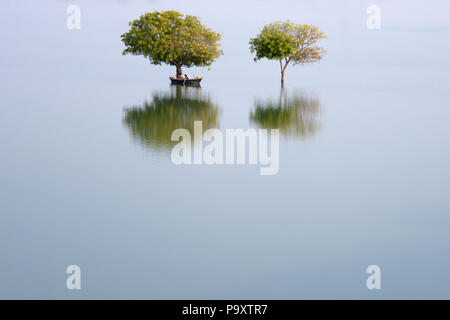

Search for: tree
xmin=121 ymin=11 xmax=223 ymax=78
xmin=249 ymin=22 xmax=327 ymax=86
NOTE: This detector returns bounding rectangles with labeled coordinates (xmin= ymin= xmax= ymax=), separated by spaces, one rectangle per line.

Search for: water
xmin=0 ymin=0 xmax=449 ymax=299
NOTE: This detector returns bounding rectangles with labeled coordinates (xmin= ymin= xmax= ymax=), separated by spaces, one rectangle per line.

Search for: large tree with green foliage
xmin=121 ymin=11 xmax=223 ymax=78
xmin=249 ymin=22 xmax=327 ymax=85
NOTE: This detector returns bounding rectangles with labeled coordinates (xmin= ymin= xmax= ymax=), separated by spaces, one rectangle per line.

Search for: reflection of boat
xmin=170 ymin=77 xmax=202 ymax=86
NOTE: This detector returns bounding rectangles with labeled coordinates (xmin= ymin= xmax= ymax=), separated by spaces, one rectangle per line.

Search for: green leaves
xmin=249 ymin=24 xmax=295 ymax=61
xmin=250 ymin=21 xmax=327 ymax=64
xmin=121 ymin=13 xmax=326 ymax=84
xmin=121 ymin=11 xmax=223 ymax=71
xmin=249 ymin=21 xmax=327 ymax=83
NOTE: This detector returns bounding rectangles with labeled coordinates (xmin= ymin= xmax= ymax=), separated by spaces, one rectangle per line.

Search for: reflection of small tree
xmin=250 ymin=89 xmax=322 ymax=138
xmin=123 ymin=86 xmax=221 ymax=150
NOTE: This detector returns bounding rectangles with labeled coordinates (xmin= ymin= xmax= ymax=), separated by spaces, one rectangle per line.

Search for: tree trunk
xmin=280 ymin=58 xmax=290 ymax=87
xmin=280 ymin=60 xmax=286 ymax=87
xmin=176 ymin=65 xmax=182 ymax=78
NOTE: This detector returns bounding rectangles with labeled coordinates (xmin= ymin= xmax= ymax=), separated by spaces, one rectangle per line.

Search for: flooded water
xmin=1 ymin=0 xmax=449 ymax=299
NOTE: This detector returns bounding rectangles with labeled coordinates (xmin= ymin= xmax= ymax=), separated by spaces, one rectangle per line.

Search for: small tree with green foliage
xmin=121 ymin=11 xmax=223 ymax=78
xmin=249 ymin=22 xmax=327 ymax=85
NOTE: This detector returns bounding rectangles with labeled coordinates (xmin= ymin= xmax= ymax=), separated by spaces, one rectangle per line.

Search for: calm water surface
xmin=0 ymin=0 xmax=449 ymax=298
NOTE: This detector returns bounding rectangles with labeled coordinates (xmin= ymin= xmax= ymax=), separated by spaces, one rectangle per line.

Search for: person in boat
xmin=184 ymin=74 xmax=189 ymax=80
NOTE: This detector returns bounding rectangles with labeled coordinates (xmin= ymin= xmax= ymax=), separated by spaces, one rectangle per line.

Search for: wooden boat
xmin=170 ymin=77 xmax=202 ymax=86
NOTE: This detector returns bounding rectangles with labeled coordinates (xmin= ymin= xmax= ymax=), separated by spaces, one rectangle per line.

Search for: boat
xmin=170 ymin=77 xmax=202 ymax=86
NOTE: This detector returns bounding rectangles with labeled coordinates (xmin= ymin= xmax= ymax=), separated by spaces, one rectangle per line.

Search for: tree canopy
xmin=121 ymin=11 xmax=223 ymax=78
xmin=249 ymin=22 xmax=327 ymax=85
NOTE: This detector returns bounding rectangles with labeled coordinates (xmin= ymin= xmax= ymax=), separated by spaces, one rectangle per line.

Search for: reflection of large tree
xmin=250 ymin=89 xmax=322 ymax=138
xmin=123 ymin=86 xmax=221 ymax=150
